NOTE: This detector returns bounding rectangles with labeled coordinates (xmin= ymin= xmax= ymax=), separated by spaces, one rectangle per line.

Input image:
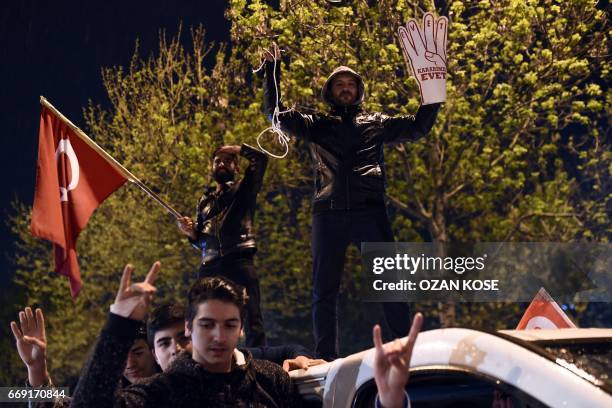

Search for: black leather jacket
xmin=190 ymin=144 xmax=268 ymax=264
xmin=263 ymin=62 xmax=440 ymax=213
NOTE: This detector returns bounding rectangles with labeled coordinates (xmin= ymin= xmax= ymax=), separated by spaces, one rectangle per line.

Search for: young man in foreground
xmin=148 ymin=301 xmax=322 ymax=372
xmin=10 ymin=302 xmax=315 ymax=408
xmin=71 ymin=262 xmax=423 ymax=407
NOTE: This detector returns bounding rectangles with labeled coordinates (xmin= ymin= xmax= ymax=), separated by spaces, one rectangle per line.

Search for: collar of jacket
xmin=203 ymin=181 xmax=236 ymax=200
xmin=216 ymin=181 xmax=236 ymax=194
xmin=330 ymin=103 xmax=361 ymax=119
xmin=167 ymin=349 xmax=252 ymax=379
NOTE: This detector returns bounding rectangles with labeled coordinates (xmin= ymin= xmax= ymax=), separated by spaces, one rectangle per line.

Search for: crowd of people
xmin=11 ymin=20 xmax=443 ymax=405
xmin=12 ymin=266 xmax=422 ymax=407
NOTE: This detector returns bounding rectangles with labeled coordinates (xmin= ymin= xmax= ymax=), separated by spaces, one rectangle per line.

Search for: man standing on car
xmin=261 ymin=12 xmax=446 ymax=360
xmin=177 ymin=143 xmax=268 ymax=347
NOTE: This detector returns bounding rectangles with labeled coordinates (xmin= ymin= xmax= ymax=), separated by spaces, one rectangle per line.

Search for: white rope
xmin=253 ymin=47 xmax=292 ymax=159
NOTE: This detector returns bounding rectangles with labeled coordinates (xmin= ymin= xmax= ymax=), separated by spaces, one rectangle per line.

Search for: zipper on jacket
xmin=346 ymin=116 xmax=353 ymax=210
xmin=346 ymin=173 xmax=350 ymax=210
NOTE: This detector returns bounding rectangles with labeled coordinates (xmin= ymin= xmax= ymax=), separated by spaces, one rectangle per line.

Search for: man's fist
xmin=262 ymin=43 xmax=281 ymax=62
xmin=177 ymin=216 xmax=196 ymax=240
xmin=398 ymin=12 xmax=448 ymax=105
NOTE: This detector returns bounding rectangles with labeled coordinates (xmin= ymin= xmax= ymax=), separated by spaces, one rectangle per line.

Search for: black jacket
xmin=191 ymin=144 xmax=268 ymax=263
xmin=71 ymin=313 xmax=300 ymax=408
xmin=263 ymin=62 xmax=440 ymax=213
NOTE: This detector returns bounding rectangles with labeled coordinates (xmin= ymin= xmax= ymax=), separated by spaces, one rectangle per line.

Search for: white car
xmin=290 ymin=328 xmax=611 ymax=408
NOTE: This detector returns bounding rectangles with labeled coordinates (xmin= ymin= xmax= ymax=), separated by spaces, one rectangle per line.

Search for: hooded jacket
xmin=263 ymin=62 xmax=440 ymax=213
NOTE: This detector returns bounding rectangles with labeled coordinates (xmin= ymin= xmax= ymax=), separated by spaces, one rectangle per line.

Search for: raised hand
xmin=373 ymin=312 xmax=423 ymax=408
xmin=398 ymin=13 xmax=448 ymax=105
xmin=215 ymin=145 xmax=242 ymax=156
xmin=10 ymin=307 xmax=49 ymax=386
xmin=262 ymin=43 xmax=281 ymax=62
xmin=112 ymin=262 xmax=160 ymax=321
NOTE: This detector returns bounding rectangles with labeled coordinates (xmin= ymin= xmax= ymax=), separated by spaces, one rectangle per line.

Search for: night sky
xmin=0 ymin=0 xmax=230 ymax=283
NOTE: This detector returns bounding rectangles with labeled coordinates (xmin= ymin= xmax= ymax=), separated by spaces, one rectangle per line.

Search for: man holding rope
xmin=260 ymin=13 xmax=447 ymax=360
xmin=177 ymin=144 xmax=268 ymax=347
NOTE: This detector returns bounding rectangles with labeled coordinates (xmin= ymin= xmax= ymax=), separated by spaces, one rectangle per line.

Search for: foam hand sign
xmin=398 ymin=12 xmax=448 ymax=105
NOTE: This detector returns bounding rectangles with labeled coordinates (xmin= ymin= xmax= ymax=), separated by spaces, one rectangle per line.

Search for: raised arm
xmin=387 ymin=10 xmax=448 ymax=146
xmin=380 ymin=103 xmax=440 ymax=145
xmin=239 ymin=143 xmax=268 ymax=196
xmin=10 ymin=307 xmax=50 ymax=388
xmin=71 ymin=263 xmax=160 ymax=408
xmin=373 ymin=312 xmax=423 ymax=408
xmin=262 ymin=45 xmax=315 ymax=140
xmin=71 ymin=313 xmax=142 ymax=408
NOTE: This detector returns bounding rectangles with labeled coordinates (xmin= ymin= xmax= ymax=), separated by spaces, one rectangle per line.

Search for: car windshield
xmin=538 ymin=339 xmax=611 ymax=390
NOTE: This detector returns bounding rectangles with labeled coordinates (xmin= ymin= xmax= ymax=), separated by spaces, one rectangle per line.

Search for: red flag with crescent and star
xmin=516 ymin=287 xmax=577 ymax=330
xmin=30 ymin=106 xmax=127 ymax=297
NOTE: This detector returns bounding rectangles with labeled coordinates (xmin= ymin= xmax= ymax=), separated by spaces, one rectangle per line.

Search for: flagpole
xmin=40 ymin=96 xmax=183 ymax=220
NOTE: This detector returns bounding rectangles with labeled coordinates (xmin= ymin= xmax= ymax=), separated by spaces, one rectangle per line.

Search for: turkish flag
xmin=516 ymin=287 xmax=577 ymax=330
xmin=31 ymin=106 xmax=127 ymax=297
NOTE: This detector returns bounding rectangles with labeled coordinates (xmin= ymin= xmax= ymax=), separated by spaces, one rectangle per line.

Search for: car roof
xmin=291 ymin=327 xmax=612 ymax=407
xmin=498 ymin=328 xmax=612 ymax=341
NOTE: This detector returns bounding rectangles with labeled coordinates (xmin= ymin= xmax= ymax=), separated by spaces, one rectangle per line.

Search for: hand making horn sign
xmin=110 ymin=261 xmax=161 ymax=321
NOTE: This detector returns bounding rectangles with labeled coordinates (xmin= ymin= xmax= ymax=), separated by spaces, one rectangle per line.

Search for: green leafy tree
xmin=229 ymin=0 xmax=609 ymax=328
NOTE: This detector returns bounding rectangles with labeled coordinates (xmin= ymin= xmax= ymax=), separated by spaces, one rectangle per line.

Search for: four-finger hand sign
xmin=10 ymin=307 xmax=47 ymax=368
xmin=398 ymin=12 xmax=448 ymax=105
xmin=10 ymin=307 xmax=49 ymax=386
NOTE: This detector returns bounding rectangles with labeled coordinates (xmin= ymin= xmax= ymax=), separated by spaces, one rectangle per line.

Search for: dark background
xmin=0 ymin=0 xmax=230 ymax=283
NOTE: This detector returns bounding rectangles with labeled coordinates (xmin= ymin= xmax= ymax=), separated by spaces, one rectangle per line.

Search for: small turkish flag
xmin=516 ymin=287 xmax=577 ymax=330
xmin=31 ymin=105 xmax=127 ymax=297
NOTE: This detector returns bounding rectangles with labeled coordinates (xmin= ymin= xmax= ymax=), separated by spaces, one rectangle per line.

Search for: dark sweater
xmin=71 ymin=313 xmax=301 ymax=407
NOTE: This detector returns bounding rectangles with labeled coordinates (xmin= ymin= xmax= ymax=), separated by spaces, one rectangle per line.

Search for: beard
xmin=334 ymin=92 xmax=356 ymax=106
xmin=213 ymin=168 xmax=235 ymax=184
